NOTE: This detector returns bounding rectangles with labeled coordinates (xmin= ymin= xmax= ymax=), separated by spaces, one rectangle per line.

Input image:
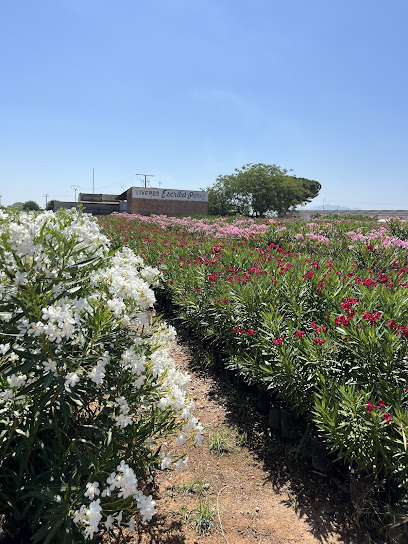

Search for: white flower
xmin=0 ymin=389 xmax=14 ymax=402
xmin=8 ymin=374 xmax=27 ymax=388
xmin=127 ymin=515 xmax=136 ymax=530
xmin=0 ymin=343 xmax=10 ymax=355
xmin=160 ymin=452 xmax=172 ymax=470
xmin=88 ymin=355 xmax=108 ymax=385
xmin=176 ymin=433 xmax=186 ymax=446
xmin=73 ymin=504 xmax=87 ymax=524
xmin=65 ymin=372 xmax=80 ymax=388
xmin=104 ymin=514 xmax=115 ymax=530
xmin=42 ymin=359 xmax=57 ymax=374
xmin=115 ymin=510 xmax=123 ymax=527
xmin=175 ymin=456 xmax=188 ymax=472
xmin=135 ymin=491 xmax=156 ymax=522
xmin=84 ymin=499 xmax=102 ymax=539
xmin=84 ymin=481 xmax=100 ymax=500
xmin=134 ymin=375 xmax=146 ymax=389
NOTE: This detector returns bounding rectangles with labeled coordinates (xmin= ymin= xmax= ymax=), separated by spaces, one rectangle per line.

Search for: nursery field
xmin=98 ymin=213 xmax=408 ymax=540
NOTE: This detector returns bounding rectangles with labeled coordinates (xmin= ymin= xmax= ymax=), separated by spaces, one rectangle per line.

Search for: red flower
xmin=378 ymin=399 xmax=385 ymax=408
xmin=315 ymin=338 xmax=325 ymax=345
xmin=232 ymin=326 xmax=240 ymax=333
xmin=273 ymin=338 xmax=283 ymax=345
xmin=335 ymin=315 xmax=350 ymax=327
xmin=248 ymin=329 xmax=255 ymax=336
xmin=366 ymin=401 xmax=374 ymax=413
xmin=295 ymin=330 xmax=306 ymax=337
xmin=383 ymin=413 xmax=392 ymax=422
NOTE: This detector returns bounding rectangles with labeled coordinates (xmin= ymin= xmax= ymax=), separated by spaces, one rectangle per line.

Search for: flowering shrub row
xmin=0 ymin=209 xmax=202 ymax=542
xmin=99 ymin=213 xmax=408 ymax=506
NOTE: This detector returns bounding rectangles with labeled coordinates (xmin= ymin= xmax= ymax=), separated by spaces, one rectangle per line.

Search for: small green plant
xmin=178 ymin=505 xmax=190 ymax=523
xmin=181 ymin=478 xmax=208 ymax=496
xmin=209 ymin=428 xmax=231 ymax=456
xmin=233 ymin=426 xmax=248 ymax=448
xmin=193 ymin=501 xmax=215 ymax=534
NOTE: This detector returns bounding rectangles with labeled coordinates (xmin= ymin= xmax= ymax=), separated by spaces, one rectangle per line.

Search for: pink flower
xmin=295 ymin=330 xmax=306 ymax=338
xmin=383 ymin=413 xmax=392 ymax=422
xmin=378 ymin=400 xmax=385 ymax=408
xmin=273 ymin=338 xmax=283 ymax=345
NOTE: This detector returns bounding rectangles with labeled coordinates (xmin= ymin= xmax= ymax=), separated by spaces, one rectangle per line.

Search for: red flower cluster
xmin=362 ymin=310 xmax=381 ymax=324
xmin=366 ymin=399 xmax=392 ymax=421
xmin=295 ymin=330 xmax=306 ymax=337
xmin=341 ymin=298 xmax=359 ymax=313
xmin=386 ymin=321 xmax=408 ymax=337
xmin=232 ymin=326 xmax=255 ymax=336
xmin=302 ymin=270 xmax=315 ymax=280
xmin=335 ymin=315 xmax=350 ymax=327
xmin=310 ymin=322 xmax=326 ymax=334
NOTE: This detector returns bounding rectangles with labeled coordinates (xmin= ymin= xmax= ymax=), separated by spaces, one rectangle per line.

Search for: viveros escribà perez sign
xmin=132 ymin=187 xmax=208 ymax=202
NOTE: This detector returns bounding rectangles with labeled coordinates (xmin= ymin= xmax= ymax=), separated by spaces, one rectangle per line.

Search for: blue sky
xmin=1 ymin=0 xmax=407 ymax=209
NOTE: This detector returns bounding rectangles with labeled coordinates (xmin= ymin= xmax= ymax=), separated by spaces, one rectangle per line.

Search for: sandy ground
xmin=105 ymin=336 xmax=379 ymax=544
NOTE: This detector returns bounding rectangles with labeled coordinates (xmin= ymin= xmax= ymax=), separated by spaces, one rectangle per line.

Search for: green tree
xmin=22 ymin=200 xmax=40 ymax=211
xmin=46 ymin=199 xmax=57 ymax=211
xmin=207 ymin=163 xmax=321 ymax=217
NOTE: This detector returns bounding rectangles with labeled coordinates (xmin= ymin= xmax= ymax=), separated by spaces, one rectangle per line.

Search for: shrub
xmin=0 ymin=208 xmax=202 ymax=542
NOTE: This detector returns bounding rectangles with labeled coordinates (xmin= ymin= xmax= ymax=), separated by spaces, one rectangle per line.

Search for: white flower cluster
xmin=92 ymin=247 xmax=159 ymax=312
xmin=0 ymin=209 xmax=202 ymax=540
xmin=74 ymin=461 xmax=156 ymax=538
xmin=88 ymin=353 xmax=109 ymax=385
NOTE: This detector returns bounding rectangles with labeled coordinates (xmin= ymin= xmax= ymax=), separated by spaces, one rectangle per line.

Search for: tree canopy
xmin=22 ymin=200 xmax=40 ymax=211
xmin=206 ymin=163 xmax=321 ymax=217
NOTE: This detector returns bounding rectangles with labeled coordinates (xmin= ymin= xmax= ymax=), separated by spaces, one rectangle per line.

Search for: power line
xmin=71 ymin=185 xmax=80 ymax=202
xmin=136 ymin=174 xmax=154 ymax=188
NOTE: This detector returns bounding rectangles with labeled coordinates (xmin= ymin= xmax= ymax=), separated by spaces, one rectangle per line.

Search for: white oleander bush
xmin=0 ymin=208 xmax=202 ymax=543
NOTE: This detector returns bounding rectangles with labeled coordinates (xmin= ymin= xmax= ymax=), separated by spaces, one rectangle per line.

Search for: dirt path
xmin=114 ymin=336 xmax=376 ymax=544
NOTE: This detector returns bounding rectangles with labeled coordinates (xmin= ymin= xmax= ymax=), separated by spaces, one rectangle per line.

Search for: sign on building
xmin=131 ymin=188 xmax=208 ymax=202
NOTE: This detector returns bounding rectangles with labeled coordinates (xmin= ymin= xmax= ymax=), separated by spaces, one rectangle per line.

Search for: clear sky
xmin=1 ymin=0 xmax=407 ymax=210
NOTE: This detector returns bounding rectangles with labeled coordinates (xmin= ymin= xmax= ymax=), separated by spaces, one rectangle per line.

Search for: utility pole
xmin=136 ymin=174 xmax=154 ymax=188
xmin=0 ymin=195 xmax=2 ymax=207
xmin=71 ymin=185 xmax=80 ymax=202
xmin=44 ymin=194 xmax=50 ymax=207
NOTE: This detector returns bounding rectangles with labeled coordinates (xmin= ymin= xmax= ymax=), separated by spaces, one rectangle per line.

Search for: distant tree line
xmin=205 ymin=163 xmax=321 ymax=217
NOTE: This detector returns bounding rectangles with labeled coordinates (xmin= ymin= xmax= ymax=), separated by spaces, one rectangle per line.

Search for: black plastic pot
xmin=257 ymin=387 xmax=270 ymax=413
xmin=388 ymin=507 xmax=408 ymax=544
xmin=349 ymin=467 xmax=375 ymax=505
xmin=268 ymin=401 xmax=281 ymax=431
xmin=388 ymin=520 xmax=408 ymax=544
xmin=280 ymin=407 xmax=299 ymax=439
xmin=310 ymin=436 xmax=331 ymax=473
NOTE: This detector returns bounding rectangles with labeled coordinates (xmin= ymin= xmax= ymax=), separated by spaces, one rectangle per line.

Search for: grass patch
xmin=193 ymin=501 xmax=215 ymax=534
